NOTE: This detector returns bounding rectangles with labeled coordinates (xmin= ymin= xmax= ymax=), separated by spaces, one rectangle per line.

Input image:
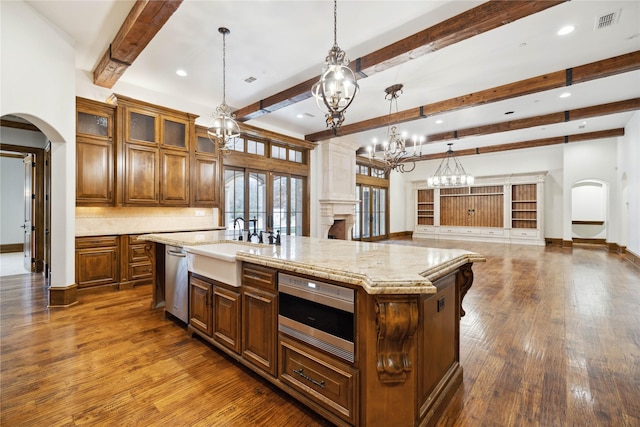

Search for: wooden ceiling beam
xmin=233 ymin=0 xmax=567 ymax=122
xmin=425 ymin=98 xmax=640 ymax=144
xmin=312 ymin=51 xmax=640 ymax=142
xmin=416 ymin=128 xmax=625 ymax=161
xmin=93 ymin=0 xmax=183 ymax=88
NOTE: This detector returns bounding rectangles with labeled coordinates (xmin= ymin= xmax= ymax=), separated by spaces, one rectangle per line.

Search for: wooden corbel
xmin=375 ymin=296 xmax=418 ymax=383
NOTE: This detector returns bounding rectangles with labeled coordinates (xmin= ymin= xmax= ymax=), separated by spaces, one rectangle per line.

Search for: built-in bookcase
xmin=413 ymin=172 xmax=546 ymax=246
xmin=416 ymin=189 xmax=434 ymax=225
xmin=511 ymin=184 xmax=537 ymax=229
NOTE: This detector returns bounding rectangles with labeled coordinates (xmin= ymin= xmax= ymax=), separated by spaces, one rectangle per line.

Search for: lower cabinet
xmin=213 ymin=284 xmax=241 ymax=354
xmin=75 ymin=234 xmax=155 ymax=290
xmin=189 ymin=275 xmax=213 ymax=336
xmin=240 ymin=263 xmax=278 ymax=376
xmin=279 ymin=335 xmax=359 ymax=426
xmin=188 ymin=274 xmax=241 ymax=354
xmin=75 ymin=236 xmax=119 ymax=288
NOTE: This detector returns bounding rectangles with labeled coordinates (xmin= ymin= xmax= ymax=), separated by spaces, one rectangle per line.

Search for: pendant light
xmin=427 ymin=143 xmax=474 ymax=187
xmin=366 ymin=84 xmax=424 ymax=173
xmin=311 ymin=0 xmax=359 ymax=130
xmin=208 ymin=27 xmax=241 ymax=152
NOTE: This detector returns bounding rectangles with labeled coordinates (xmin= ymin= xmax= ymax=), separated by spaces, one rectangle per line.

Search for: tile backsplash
xmin=76 ymin=207 xmax=220 ymax=236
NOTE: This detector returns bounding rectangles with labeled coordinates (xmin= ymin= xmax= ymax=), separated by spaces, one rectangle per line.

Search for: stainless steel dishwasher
xmin=165 ymin=245 xmax=188 ymax=323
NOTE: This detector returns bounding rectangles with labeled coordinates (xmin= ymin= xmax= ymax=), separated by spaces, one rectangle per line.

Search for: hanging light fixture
xmin=208 ymin=27 xmax=241 ymax=153
xmin=311 ymin=0 xmax=359 ymax=130
xmin=427 ymin=143 xmax=474 ymax=187
xmin=366 ymin=84 xmax=424 ymax=173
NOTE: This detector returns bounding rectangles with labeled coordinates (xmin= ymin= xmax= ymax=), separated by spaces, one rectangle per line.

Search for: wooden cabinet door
xmin=124 ymin=144 xmax=159 ymax=205
xmin=214 ymin=285 xmax=241 ymax=354
xmin=192 ymin=155 xmax=217 ymax=206
xmin=160 ymin=150 xmax=189 ymax=205
xmin=76 ymin=138 xmax=113 ymax=205
xmin=75 ymin=246 xmax=119 ymax=288
xmin=189 ymin=276 xmax=213 ymax=336
xmin=242 ymin=285 xmax=278 ymax=376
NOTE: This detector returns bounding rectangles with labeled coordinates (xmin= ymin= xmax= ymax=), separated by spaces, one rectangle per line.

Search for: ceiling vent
xmin=244 ymin=76 xmax=257 ymax=83
xmin=594 ymin=10 xmax=621 ymax=30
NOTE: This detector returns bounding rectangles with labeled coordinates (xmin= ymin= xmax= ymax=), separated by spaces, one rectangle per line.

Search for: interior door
xmin=23 ymin=154 xmax=35 ymax=272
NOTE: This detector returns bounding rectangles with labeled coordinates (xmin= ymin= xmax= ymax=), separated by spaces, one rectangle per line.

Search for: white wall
xmin=619 ymin=111 xmax=640 ymax=256
xmin=0 ymin=156 xmax=24 ymax=244
xmin=398 ymin=144 xmax=565 ymax=238
xmin=564 ymin=138 xmax=618 ymax=243
xmin=1 ymin=0 xmax=76 ymax=287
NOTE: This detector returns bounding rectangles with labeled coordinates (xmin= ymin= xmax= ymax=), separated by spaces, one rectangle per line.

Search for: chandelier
xmin=366 ymin=84 xmax=424 ymax=173
xmin=207 ymin=27 xmax=241 ymax=153
xmin=427 ymin=143 xmax=474 ymax=187
xmin=311 ymin=0 xmax=359 ymax=130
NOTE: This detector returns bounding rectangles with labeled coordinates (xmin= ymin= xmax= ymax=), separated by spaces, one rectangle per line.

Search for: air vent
xmin=594 ymin=10 xmax=621 ymax=30
xmin=244 ymin=76 xmax=257 ymax=83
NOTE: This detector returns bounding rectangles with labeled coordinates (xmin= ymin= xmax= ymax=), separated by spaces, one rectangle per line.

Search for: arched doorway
xmin=0 ymin=115 xmax=50 ymax=277
xmin=571 ymin=179 xmax=608 ymax=246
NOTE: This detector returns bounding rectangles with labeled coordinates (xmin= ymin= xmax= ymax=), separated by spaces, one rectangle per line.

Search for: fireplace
xmin=317 ymin=139 xmax=358 ymax=240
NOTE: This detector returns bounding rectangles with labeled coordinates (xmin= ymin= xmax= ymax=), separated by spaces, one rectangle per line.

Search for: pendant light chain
xmin=333 ymin=0 xmax=338 ymax=47
xmin=222 ymin=29 xmax=227 ymax=105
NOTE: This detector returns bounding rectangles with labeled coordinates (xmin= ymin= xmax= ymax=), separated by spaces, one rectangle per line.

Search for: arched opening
xmin=0 ymin=115 xmax=52 ymax=278
xmin=571 ymin=179 xmax=608 ymax=246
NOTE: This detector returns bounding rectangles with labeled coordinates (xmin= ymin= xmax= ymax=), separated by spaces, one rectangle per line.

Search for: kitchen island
xmin=139 ymin=232 xmax=485 ymax=426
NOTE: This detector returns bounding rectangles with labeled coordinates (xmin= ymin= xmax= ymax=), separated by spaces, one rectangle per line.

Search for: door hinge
xmin=32 ymin=162 xmax=36 ymax=168
xmin=31 ymin=193 xmax=36 ymax=200
xmin=31 ymin=257 xmax=36 ymax=263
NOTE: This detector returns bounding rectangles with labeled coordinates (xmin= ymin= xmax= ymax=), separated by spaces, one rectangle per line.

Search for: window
xmin=272 ymin=145 xmax=287 ymax=160
xmin=225 ymin=167 xmax=306 ymax=238
xmin=247 ymin=139 xmax=265 ymax=156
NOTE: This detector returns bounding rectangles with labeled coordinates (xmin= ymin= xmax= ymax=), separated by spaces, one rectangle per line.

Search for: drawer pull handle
xmin=293 ymin=368 xmax=325 ymax=388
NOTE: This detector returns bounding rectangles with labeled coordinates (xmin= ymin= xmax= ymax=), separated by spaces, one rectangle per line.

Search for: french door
xmin=224 ymin=167 xmax=305 ymax=237
xmin=353 ymin=184 xmax=387 ymax=241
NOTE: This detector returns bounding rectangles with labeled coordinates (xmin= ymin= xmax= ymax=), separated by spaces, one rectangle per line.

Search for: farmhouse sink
xmin=184 ymin=242 xmax=260 ymax=287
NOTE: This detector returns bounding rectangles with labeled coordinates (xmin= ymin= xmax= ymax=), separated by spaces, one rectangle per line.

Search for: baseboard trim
xmin=389 ymin=231 xmax=413 ymax=239
xmin=572 ymin=238 xmax=607 ymax=245
xmin=48 ymin=284 xmax=78 ymax=307
xmin=545 ymin=238 xmax=563 ymax=247
xmin=562 ymin=240 xmax=573 ymax=248
xmin=625 ymin=249 xmax=640 ymax=270
xmin=0 ymin=243 xmax=23 ymax=253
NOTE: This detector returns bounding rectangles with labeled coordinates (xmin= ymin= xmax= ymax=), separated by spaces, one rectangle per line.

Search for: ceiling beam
xmin=0 ymin=119 xmax=41 ymax=132
xmin=233 ymin=0 xmax=567 ymax=122
xmin=93 ymin=0 xmax=183 ymax=88
xmin=416 ymin=128 xmax=624 ymax=162
xmin=426 ymin=98 xmax=639 ymax=145
xmin=312 ymin=51 xmax=640 ymax=142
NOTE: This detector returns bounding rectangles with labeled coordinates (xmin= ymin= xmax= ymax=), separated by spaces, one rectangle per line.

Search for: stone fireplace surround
xmin=318 ymin=139 xmax=358 ymax=240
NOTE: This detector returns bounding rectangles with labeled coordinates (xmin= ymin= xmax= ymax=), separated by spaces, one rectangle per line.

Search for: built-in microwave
xmin=278 ymin=273 xmax=355 ymax=362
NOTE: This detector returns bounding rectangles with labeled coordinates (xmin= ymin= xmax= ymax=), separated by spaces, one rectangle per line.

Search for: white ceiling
xmin=25 ymin=0 xmax=640 ymax=157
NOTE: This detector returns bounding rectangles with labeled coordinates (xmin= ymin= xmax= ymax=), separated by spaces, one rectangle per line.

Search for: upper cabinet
xmin=76 ymin=97 xmax=115 ymax=206
xmin=191 ymin=128 xmax=219 ymax=207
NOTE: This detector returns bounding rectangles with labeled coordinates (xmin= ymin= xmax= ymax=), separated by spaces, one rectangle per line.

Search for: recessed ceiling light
xmin=559 ymin=92 xmax=571 ymax=98
xmin=557 ymin=25 xmax=575 ymax=36
xmin=435 ymin=119 xmax=443 ymax=124
xmin=176 ymin=69 xmax=187 ymax=77
xmin=296 ymin=113 xmax=304 ymax=119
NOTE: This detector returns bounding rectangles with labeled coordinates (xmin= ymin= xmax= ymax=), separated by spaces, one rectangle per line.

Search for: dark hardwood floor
xmin=1 ymin=239 xmax=639 ymax=426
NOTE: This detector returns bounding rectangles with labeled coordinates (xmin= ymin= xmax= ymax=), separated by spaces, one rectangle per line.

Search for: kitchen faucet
xmin=233 ymin=216 xmax=246 ymax=240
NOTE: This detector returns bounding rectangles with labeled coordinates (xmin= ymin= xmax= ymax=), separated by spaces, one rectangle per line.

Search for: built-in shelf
xmin=413 ymin=173 xmax=546 ymax=246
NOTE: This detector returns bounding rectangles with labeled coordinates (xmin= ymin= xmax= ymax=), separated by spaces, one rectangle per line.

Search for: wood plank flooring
xmin=1 ymin=239 xmax=639 ymax=426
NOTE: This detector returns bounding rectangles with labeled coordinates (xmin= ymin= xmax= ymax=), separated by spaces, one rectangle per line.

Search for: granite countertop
xmin=140 ymin=231 xmax=485 ymax=295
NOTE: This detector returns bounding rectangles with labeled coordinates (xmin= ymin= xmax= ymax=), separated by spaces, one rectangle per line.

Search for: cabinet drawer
xmin=242 ymin=263 xmax=276 ymax=290
xmin=511 ymin=229 xmax=538 ymax=238
xmin=129 ymin=244 xmax=151 ymax=263
xmin=280 ymin=337 xmax=358 ymax=425
xmin=415 ymin=225 xmax=436 ymax=233
xmin=482 ymin=228 xmax=505 ymax=237
xmin=76 ymin=236 xmax=118 ymax=249
xmin=129 ymin=262 xmax=153 ymax=281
